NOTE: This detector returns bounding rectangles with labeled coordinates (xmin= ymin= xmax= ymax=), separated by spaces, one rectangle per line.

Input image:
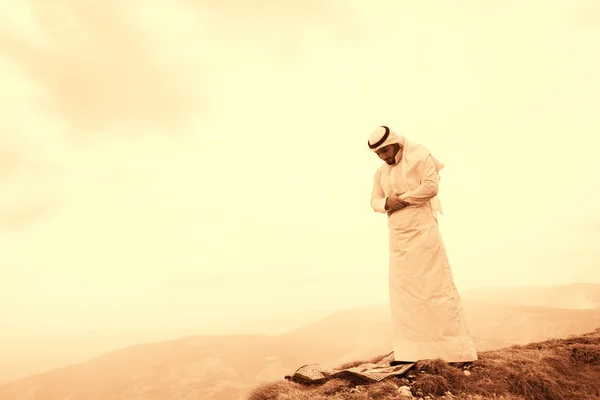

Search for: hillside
xmin=0 ymin=334 xmax=347 ymax=400
xmin=1 ymin=284 xmax=600 ymax=400
xmin=0 ymin=310 xmax=331 ymax=384
xmin=2 ymin=300 xmax=600 ymax=400
xmin=3 ymin=285 xmax=597 ymax=385
xmin=250 ymin=328 xmax=600 ymax=400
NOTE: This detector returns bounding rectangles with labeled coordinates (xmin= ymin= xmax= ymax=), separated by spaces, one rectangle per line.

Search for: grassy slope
xmin=249 ymin=328 xmax=600 ymax=400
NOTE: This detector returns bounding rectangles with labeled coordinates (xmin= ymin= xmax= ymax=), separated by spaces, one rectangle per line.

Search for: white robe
xmin=371 ymin=152 xmax=478 ymax=362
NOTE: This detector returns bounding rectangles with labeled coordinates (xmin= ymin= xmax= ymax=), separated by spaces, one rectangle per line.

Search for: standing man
xmin=368 ymin=125 xmax=477 ymax=364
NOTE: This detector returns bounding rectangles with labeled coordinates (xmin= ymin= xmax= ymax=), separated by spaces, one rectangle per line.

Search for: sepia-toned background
xmin=1 ymin=1 xmax=599 ymax=398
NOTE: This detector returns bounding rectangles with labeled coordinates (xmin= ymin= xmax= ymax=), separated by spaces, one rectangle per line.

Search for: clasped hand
xmin=386 ymin=194 xmax=409 ymax=216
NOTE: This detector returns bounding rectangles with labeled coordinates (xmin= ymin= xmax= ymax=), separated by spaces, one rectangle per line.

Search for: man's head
xmin=375 ymin=143 xmax=402 ymax=165
xmin=368 ymin=126 xmax=403 ymax=165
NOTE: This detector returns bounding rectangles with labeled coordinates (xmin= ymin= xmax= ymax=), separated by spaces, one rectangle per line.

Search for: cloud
xmin=0 ymin=0 xmax=198 ymax=134
xmin=0 ymin=203 xmax=54 ymax=231
xmin=0 ymin=120 xmax=69 ymax=230
xmin=0 ymin=144 xmax=25 ymax=180
xmin=181 ymin=0 xmax=368 ymax=53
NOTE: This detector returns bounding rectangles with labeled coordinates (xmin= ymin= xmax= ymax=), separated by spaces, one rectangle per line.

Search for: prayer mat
xmin=285 ymin=352 xmax=415 ymax=384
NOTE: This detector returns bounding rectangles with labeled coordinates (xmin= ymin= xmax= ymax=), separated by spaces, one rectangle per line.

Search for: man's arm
xmin=370 ymin=169 xmax=389 ymax=213
xmin=398 ymin=155 xmax=440 ymax=206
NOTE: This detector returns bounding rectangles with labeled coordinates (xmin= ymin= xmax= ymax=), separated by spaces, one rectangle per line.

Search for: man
xmin=368 ymin=125 xmax=478 ymax=364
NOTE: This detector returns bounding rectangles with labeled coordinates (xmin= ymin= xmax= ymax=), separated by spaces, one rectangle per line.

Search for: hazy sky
xmin=1 ymin=0 xmax=599 ymax=336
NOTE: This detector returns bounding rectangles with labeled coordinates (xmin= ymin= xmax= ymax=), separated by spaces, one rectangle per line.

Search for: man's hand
xmin=385 ymin=195 xmax=408 ymax=210
xmin=385 ymin=195 xmax=409 ymax=216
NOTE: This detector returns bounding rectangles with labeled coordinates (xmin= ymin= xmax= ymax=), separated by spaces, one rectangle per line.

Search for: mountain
xmin=1 ymin=283 xmax=599 ymax=400
xmin=0 ymin=309 xmax=331 ymax=384
xmin=461 ymin=282 xmax=600 ymax=309
xmin=281 ymin=298 xmax=600 ymax=360
xmin=0 ymin=328 xmax=188 ymax=385
xmin=0 ymin=334 xmax=344 ymax=400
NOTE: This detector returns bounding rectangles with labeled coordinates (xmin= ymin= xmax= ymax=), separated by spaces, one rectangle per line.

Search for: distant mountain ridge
xmin=0 ymin=310 xmax=331 ymax=383
xmin=1 ymin=283 xmax=599 ymax=400
xmin=461 ymin=282 xmax=600 ymax=309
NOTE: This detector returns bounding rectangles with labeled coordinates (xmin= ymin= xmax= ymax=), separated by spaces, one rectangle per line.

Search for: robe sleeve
xmin=370 ymin=168 xmax=388 ymax=213
xmin=398 ymin=155 xmax=440 ymax=206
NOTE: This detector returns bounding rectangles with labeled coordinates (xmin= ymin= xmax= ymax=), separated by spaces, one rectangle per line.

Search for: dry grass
xmin=248 ymin=328 xmax=600 ymax=400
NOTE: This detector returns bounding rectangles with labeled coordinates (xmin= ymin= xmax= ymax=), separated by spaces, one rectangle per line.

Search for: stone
xmin=397 ymin=385 xmax=413 ymax=399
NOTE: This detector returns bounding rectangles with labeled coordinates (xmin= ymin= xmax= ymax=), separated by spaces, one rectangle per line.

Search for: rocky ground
xmin=248 ymin=328 xmax=600 ymax=400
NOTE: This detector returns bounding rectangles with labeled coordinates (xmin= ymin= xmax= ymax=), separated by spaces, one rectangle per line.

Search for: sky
xmin=0 ymin=0 xmax=599 ymax=337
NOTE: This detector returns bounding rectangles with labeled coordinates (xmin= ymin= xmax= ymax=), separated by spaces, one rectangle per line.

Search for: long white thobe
xmin=371 ymin=154 xmax=478 ymax=362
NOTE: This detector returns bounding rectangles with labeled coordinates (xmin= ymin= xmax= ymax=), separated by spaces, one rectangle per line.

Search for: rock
xmin=445 ymin=391 xmax=455 ymax=397
xmin=463 ymin=370 xmax=471 ymax=376
xmin=397 ymin=377 xmax=411 ymax=386
xmin=398 ymin=385 xmax=413 ymax=398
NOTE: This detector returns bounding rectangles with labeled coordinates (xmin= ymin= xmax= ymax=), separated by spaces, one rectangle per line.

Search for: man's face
xmin=376 ymin=144 xmax=401 ymax=165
